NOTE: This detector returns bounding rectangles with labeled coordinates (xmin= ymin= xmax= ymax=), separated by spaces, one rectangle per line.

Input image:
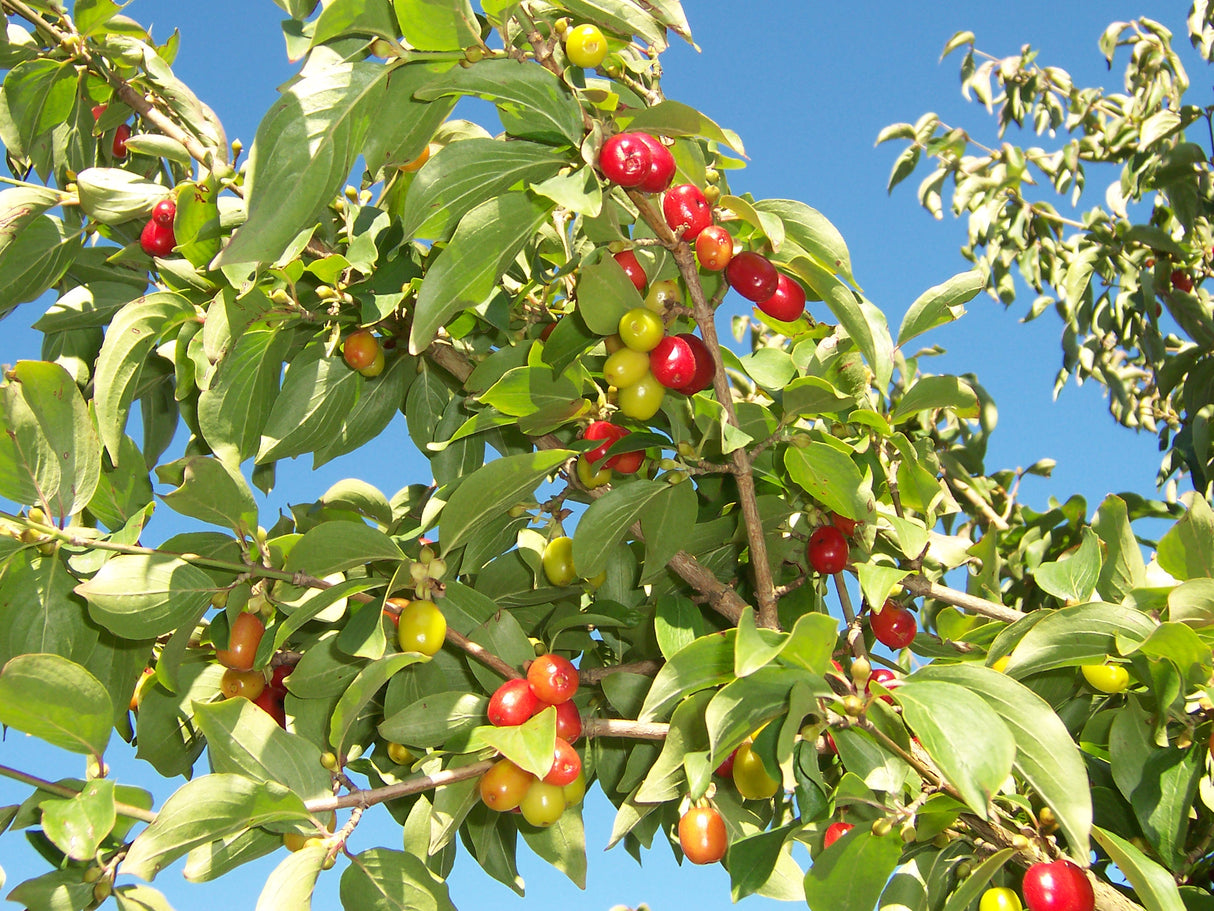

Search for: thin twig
xmin=899 ymin=574 xmax=1025 ymax=623
xmin=0 ymin=765 xmax=156 ymax=823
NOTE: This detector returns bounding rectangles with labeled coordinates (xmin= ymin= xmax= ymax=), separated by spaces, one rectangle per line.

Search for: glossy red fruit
xmin=608 ymin=446 xmax=644 ymax=474
xmin=823 ymin=821 xmax=853 ymax=849
xmin=695 ymin=225 xmax=734 ymax=271
xmin=527 ymin=654 xmax=578 ymax=705
xmin=1022 ymin=859 xmax=1095 ymax=911
xmin=757 ymin=273 xmax=807 ymax=322
xmin=215 ymin=612 xmax=265 ymax=671
xmin=539 ymin=321 xmax=557 ymax=342
xmin=152 ymin=199 xmax=176 ymax=226
xmin=268 ymin=663 xmax=291 ymax=698
xmin=139 ymin=219 xmax=176 ymax=257
xmin=871 ymin=600 xmax=917 ymax=650
xmin=91 ymin=104 xmax=107 ymax=121
xmin=807 ymin=525 xmax=849 ymax=574
xmin=866 ymin=668 xmax=901 ymax=704
xmin=554 ymin=699 xmax=582 ymax=743
xmin=112 ymin=123 xmax=131 ymax=158
xmin=725 ymin=251 xmax=779 ymax=303
xmin=488 ymin=678 xmax=541 ymax=726
xmin=342 ymin=329 xmax=381 ymax=371
xmin=613 ymin=249 xmax=647 ymax=292
xmin=831 ymin=512 xmax=858 ymax=536
xmin=252 ymin=686 xmax=287 ymax=727
xmin=584 ymin=420 xmax=627 ymax=465
xmin=1171 ymin=269 xmax=1194 ymax=293
xmin=649 ymin=335 xmax=696 ymax=389
xmin=543 ymin=737 xmax=581 ymax=786
xmin=633 ymin=132 xmax=676 ymax=194
xmin=599 ymin=133 xmax=653 ymax=188
xmin=662 ymin=184 xmax=713 ymax=241
xmin=675 ymin=333 xmax=715 ymax=395
xmin=679 ymin=806 xmax=728 ymax=865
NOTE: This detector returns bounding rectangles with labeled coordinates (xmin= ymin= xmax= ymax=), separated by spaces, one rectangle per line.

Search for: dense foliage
xmin=0 ymin=2 xmax=1211 ymax=911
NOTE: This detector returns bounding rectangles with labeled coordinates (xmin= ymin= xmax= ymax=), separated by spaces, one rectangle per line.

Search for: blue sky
xmin=0 ymin=2 xmax=1199 ymax=908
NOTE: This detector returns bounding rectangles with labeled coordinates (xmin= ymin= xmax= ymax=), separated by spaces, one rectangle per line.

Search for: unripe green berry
xmin=899 ymin=823 xmax=917 ymax=843
xmin=871 ymin=818 xmax=893 ymax=837
xmin=850 ymin=657 xmax=871 ymax=685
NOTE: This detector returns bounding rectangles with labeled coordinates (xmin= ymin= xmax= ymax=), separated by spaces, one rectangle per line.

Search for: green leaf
xmin=1157 ymin=495 xmax=1214 ymax=581
xmin=198 ymin=325 xmax=292 ymax=467
xmin=39 ymin=779 xmax=115 ymax=861
xmin=0 ymin=653 xmax=111 ymax=756
xmin=330 ymin=653 xmax=425 ymax=754
xmin=803 ymin=829 xmax=904 ymax=911
xmin=93 ymin=292 xmax=193 ymax=462
xmin=254 ymin=343 xmax=360 ymax=464
xmin=439 ymin=449 xmax=573 ymax=551
xmin=941 ymin=848 xmax=1016 ymax=911
xmin=75 ymin=167 xmax=166 ymax=224
xmin=705 ymin=666 xmax=809 ymax=761
xmin=379 ymin=691 xmax=488 ymax=748
xmin=284 ymin=520 xmax=404 ymax=578
xmin=890 ymin=375 xmax=979 ymax=424
xmin=783 ymin=443 xmax=873 ymax=523
xmin=639 ymin=481 xmax=697 ymax=582
xmin=193 ymin=699 xmax=331 ymax=802
xmin=392 ymin=0 xmax=478 ymax=51
xmin=219 ymin=61 xmax=405 ymax=266
xmin=782 ymin=376 xmax=854 ymax=418
xmin=0 ymin=212 xmax=80 ymax=317
xmin=754 ymin=198 xmax=853 ymax=283
xmin=1004 ymin=602 xmax=1157 ymax=676
xmin=793 ymin=256 xmax=893 ymax=389
xmin=5 ymin=869 xmax=94 ymax=911
xmin=1110 ymin=700 xmax=1203 ymax=868
xmin=476 ymin=705 xmax=557 ymax=778
xmin=635 ymin=690 xmax=711 ymax=803
xmin=916 ymin=664 xmax=1092 ymax=859
xmin=0 ymin=548 xmax=96 ymax=669
xmin=895 ymin=680 xmax=1014 ymax=817
xmin=400 ymin=138 xmax=564 ymax=241
xmin=255 ymin=844 xmax=325 ymax=911
xmin=157 ymin=455 xmax=257 ymax=533
xmin=521 ymin=807 xmax=586 ymax=888
xmin=616 ymin=100 xmax=745 ymax=156
xmin=339 ymin=848 xmax=457 ymax=911
xmin=897 ymin=270 xmax=982 ymax=346
xmin=572 ymin=480 xmax=667 ymax=578
xmin=479 ymin=366 xmax=582 ymax=418
xmin=556 ymin=0 xmax=669 ymax=49
xmin=574 ymin=252 xmax=643 ymax=336
xmin=76 ymin=553 xmax=216 ymax=639
xmin=414 ymin=58 xmax=582 ymax=145
xmin=654 ymin=593 xmax=705 ymax=660
xmin=1091 ymin=826 xmax=1186 ymax=911
xmin=409 ymin=192 xmax=553 ymax=353
xmin=733 ymin=608 xmax=837 ymax=678
xmin=728 ymin=824 xmax=799 ymax=902
xmin=639 ymin=631 xmax=735 ymax=722
xmin=120 ymin=774 xmax=311 ymax=881
xmin=856 ymin=563 xmax=910 ymax=617
xmin=1093 ymin=495 xmax=1147 ymax=604
xmin=0 ymin=360 xmax=100 ymax=520
xmin=1034 ymin=527 xmax=1103 ymax=604
xmin=311 ymin=0 xmax=400 ymax=45
xmin=114 ymin=884 xmax=177 ymax=911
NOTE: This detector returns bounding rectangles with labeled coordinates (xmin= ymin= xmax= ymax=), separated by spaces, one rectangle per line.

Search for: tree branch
xmin=584 ymin=718 xmax=669 ymax=740
xmin=0 ymin=764 xmax=156 ymax=823
xmin=899 ymin=574 xmax=1025 ymax=624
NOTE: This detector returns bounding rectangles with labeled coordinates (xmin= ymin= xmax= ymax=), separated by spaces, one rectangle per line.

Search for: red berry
xmin=649 ymin=335 xmax=696 ymax=389
xmin=268 ymin=664 xmax=291 ymax=698
xmin=823 ymin=822 xmax=853 ymax=849
xmin=866 ymin=668 xmax=901 ymax=704
xmin=599 ymin=133 xmax=653 ymax=188
xmin=252 ymin=687 xmax=287 ymax=728
xmin=675 ymin=333 xmax=715 ymax=395
xmin=725 ymin=251 xmax=779 ymax=303
xmin=807 ymin=525 xmax=848 ymax=574
xmin=870 ymin=600 xmax=916 ymax=650
xmin=1022 ymin=859 xmax=1095 ymax=911
xmin=661 ymin=184 xmax=713 ymax=241
xmin=543 ymin=737 xmax=581 ymax=785
xmin=679 ymin=806 xmax=728 ymax=865
xmin=488 ymin=678 xmax=541 ymax=726
xmin=91 ymin=104 xmax=107 ymax=121
xmin=584 ymin=420 xmax=627 ymax=464
xmin=1171 ymin=269 xmax=1193 ymax=293
xmin=152 ymin=198 xmax=176 ymax=226
xmin=633 ymin=132 xmax=676 ymax=194
xmin=539 ymin=321 xmax=558 ymax=342
xmin=714 ymin=748 xmax=737 ymax=778
xmin=554 ymin=699 xmax=582 ymax=743
xmin=527 ymin=654 xmax=578 ymax=705
xmin=112 ymin=123 xmax=131 ymax=158
xmin=139 ymin=219 xmax=176 ymax=257
xmin=757 ymin=273 xmax=807 ymax=322
xmin=830 ymin=512 xmax=858 ymax=536
xmin=608 ymin=447 xmax=644 ymax=474
xmin=695 ymin=225 xmax=734 ymax=271
xmin=612 ymin=249 xmax=647 ymax=292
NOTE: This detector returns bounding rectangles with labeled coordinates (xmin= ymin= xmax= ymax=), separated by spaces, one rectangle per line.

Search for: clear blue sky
xmin=0 ymin=2 xmax=1196 ymax=908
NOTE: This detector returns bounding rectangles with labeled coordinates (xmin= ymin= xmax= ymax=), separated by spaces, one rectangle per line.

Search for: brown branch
xmin=580 ymin=659 xmax=661 ymax=685
xmin=446 ymin=628 xmax=522 ymax=680
xmin=899 ymin=574 xmax=1025 ymax=624
xmin=305 ymin=760 xmax=496 ymax=813
xmin=627 ymin=190 xmax=780 ymax=629
xmin=833 ymin=571 xmax=869 ymax=661
xmin=0 ymin=765 xmax=156 ymax=823
xmin=584 ymin=718 xmax=669 ymax=740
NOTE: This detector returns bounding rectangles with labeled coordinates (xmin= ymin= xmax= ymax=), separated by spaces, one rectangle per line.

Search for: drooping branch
xmin=0 ymin=764 xmax=156 ymax=823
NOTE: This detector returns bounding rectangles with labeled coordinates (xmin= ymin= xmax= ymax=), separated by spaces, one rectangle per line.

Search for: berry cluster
xmin=480 ymin=655 xmax=584 ymax=827
xmin=139 ymin=198 xmax=176 ymax=258
xmin=211 ymin=611 xmax=292 ymax=727
xmin=342 ymin=328 xmax=386 ymax=378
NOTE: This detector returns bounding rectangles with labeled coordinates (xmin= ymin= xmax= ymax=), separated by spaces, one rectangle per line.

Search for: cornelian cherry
xmin=870 ymin=600 xmax=916 ymax=650
xmin=599 ymin=133 xmax=652 ymax=188
xmin=527 ymin=654 xmax=578 ymax=705
xmin=695 ymin=225 xmax=734 ymax=271
xmin=831 ymin=512 xmax=858 ymax=536
xmin=757 ymin=273 xmax=807 ymax=322
xmin=633 ymin=132 xmax=676 ymax=194
xmin=725 ymin=251 xmax=779 ymax=303
xmin=139 ymin=219 xmax=175 ymax=257
xmin=151 ymin=199 xmax=176 ymax=226
xmin=112 ymin=123 xmax=131 ymax=158
xmin=649 ymin=335 xmax=696 ymax=389
xmin=675 ymin=333 xmax=715 ymax=395
xmin=479 ymin=759 xmax=534 ymax=812
xmin=543 ymin=737 xmax=581 ymax=786
xmin=488 ymin=678 xmax=540 ymax=727
xmin=554 ymin=699 xmax=582 ymax=743
xmin=215 ymin=612 xmax=265 ymax=671
xmin=342 ymin=330 xmax=381 ymax=372
xmin=807 ymin=525 xmax=848 ymax=574
xmin=613 ymin=249 xmax=647 ymax=292
xmin=679 ymin=806 xmax=727 ymax=864
xmin=662 ymin=184 xmax=712 ymax=241
xmin=823 ymin=821 xmax=853 ymax=849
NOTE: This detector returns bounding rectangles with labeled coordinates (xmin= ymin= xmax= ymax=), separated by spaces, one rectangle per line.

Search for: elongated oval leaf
xmin=571 ymin=480 xmax=667 ymax=578
xmin=339 ymin=848 xmax=457 ymax=911
xmin=330 ymin=653 xmax=426 ymax=754
xmin=284 ymin=520 xmax=404 ymax=577
xmin=379 ymin=691 xmax=488 ymax=748
xmin=895 ymin=679 xmax=1014 ymax=817
xmin=0 ymin=653 xmax=111 ymax=756
xmin=754 ymin=198 xmax=853 ymax=283
xmin=439 ymin=449 xmax=574 ymax=552
xmin=1091 ymin=826 xmax=1185 ymax=911
xmin=77 ymin=553 xmax=216 ymax=639
xmin=803 ymin=829 xmax=904 ymax=911
xmin=1004 ymin=602 xmax=1157 ymax=677
xmin=898 ymin=269 xmax=983 ymax=346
